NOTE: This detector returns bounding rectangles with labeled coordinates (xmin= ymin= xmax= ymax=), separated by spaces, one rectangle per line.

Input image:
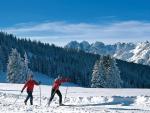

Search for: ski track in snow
xmin=0 ymin=83 xmax=150 ymax=113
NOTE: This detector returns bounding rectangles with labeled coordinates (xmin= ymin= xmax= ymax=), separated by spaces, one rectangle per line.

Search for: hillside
xmin=0 ymin=32 xmax=98 ymax=86
xmin=1 ymin=32 xmax=150 ymax=88
xmin=0 ymin=71 xmax=77 ymax=87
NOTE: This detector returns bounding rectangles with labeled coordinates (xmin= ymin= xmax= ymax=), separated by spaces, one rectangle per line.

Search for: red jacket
xmin=52 ymin=78 xmax=69 ymax=90
xmin=22 ymin=80 xmax=39 ymax=92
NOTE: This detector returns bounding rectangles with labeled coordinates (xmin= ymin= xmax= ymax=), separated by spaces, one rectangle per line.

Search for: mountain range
xmin=65 ymin=41 xmax=150 ymax=66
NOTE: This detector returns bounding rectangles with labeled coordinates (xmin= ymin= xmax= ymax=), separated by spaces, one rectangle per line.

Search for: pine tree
xmin=7 ymin=49 xmax=25 ymax=83
xmin=91 ymin=60 xmax=100 ymax=87
xmin=91 ymin=56 xmax=122 ymax=88
xmin=23 ymin=52 xmax=32 ymax=81
xmin=105 ymin=57 xmax=122 ymax=88
xmin=91 ymin=57 xmax=107 ymax=88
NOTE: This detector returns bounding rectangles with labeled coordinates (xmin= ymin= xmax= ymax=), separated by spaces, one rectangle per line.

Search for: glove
xmin=21 ymin=90 xmax=23 ymax=93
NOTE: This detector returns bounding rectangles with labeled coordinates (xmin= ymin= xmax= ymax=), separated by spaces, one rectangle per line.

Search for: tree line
xmin=0 ymin=32 xmax=150 ymax=88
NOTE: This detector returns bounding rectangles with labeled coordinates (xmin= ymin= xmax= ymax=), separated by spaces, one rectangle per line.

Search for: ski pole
xmin=37 ymin=80 xmax=41 ymax=106
xmin=39 ymin=85 xmax=41 ymax=106
xmin=13 ymin=92 xmax=22 ymax=105
xmin=64 ymin=86 xmax=68 ymax=103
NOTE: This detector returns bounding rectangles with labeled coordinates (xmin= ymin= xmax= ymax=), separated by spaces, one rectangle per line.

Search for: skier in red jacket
xmin=21 ymin=74 xmax=40 ymax=105
xmin=48 ymin=75 xmax=70 ymax=106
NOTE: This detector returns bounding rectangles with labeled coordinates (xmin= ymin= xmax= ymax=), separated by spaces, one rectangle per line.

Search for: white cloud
xmin=2 ymin=21 xmax=150 ymax=46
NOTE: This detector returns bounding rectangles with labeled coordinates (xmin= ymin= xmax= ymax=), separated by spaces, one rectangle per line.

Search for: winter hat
xmin=58 ymin=74 xmax=62 ymax=79
xmin=29 ymin=74 xmax=33 ymax=78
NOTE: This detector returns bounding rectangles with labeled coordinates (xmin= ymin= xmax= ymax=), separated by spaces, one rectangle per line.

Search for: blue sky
xmin=0 ymin=0 xmax=150 ymax=46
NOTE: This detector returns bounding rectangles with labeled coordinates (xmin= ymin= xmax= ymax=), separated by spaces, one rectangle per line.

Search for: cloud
xmin=2 ymin=21 xmax=150 ymax=46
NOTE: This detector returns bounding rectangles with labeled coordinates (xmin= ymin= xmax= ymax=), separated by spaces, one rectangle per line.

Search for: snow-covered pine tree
xmin=91 ymin=60 xmax=100 ymax=87
xmin=106 ymin=57 xmax=122 ymax=88
xmin=102 ymin=55 xmax=111 ymax=80
xmin=91 ymin=57 xmax=107 ymax=88
xmin=23 ymin=52 xmax=32 ymax=81
xmin=7 ymin=49 xmax=26 ymax=83
xmin=91 ymin=56 xmax=122 ymax=88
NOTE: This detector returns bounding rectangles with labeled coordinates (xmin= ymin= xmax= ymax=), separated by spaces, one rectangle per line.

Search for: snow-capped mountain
xmin=65 ymin=41 xmax=150 ymax=66
xmin=89 ymin=42 xmax=116 ymax=56
xmin=128 ymin=41 xmax=150 ymax=65
xmin=65 ymin=41 xmax=90 ymax=51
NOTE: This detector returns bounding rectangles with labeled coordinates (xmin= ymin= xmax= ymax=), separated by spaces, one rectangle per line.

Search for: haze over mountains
xmin=65 ymin=41 xmax=150 ymax=66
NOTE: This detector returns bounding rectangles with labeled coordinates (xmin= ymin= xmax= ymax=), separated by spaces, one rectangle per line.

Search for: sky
xmin=0 ymin=0 xmax=150 ymax=46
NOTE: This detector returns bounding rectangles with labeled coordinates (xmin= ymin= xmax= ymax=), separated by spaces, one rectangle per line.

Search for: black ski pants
xmin=49 ymin=88 xmax=62 ymax=104
xmin=25 ymin=91 xmax=33 ymax=105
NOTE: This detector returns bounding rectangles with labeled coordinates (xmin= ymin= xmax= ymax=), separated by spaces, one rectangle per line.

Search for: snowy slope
xmin=65 ymin=41 xmax=150 ymax=66
xmin=0 ymin=83 xmax=150 ymax=113
xmin=127 ymin=42 xmax=150 ymax=65
xmin=0 ymin=72 xmax=77 ymax=86
xmin=0 ymin=72 xmax=53 ymax=85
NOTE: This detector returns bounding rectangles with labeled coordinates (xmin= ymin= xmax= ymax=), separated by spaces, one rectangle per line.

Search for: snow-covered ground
xmin=0 ymin=83 xmax=150 ymax=113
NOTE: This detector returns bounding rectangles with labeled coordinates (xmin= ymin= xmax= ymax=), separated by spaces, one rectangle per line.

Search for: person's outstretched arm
xmin=60 ymin=78 xmax=71 ymax=84
xmin=33 ymin=80 xmax=41 ymax=85
xmin=21 ymin=81 xmax=28 ymax=93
